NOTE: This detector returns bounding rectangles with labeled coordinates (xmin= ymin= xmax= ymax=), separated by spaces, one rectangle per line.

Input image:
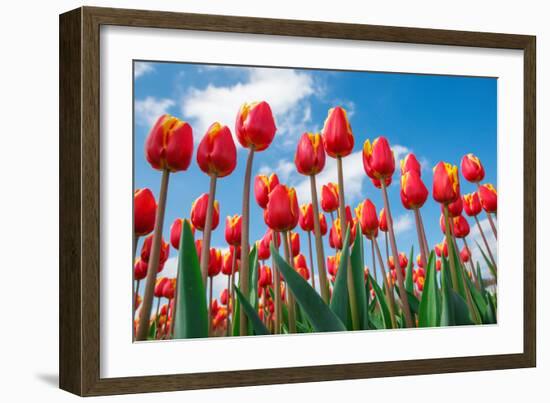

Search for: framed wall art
xmin=59 ymin=6 xmax=536 ymax=396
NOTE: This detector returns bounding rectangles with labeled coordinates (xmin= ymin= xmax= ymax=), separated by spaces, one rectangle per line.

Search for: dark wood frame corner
xmin=59 ymin=6 xmax=536 ymax=396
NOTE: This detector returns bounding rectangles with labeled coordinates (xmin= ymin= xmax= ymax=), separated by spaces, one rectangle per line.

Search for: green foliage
xmin=234 ymin=286 xmax=270 ymax=336
xmin=330 ymin=227 xmax=351 ymax=327
xmin=418 ymin=252 xmax=441 ymax=327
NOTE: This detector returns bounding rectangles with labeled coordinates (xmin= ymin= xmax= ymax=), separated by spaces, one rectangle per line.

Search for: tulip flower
xmin=299 ymin=203 xmax=314 ymax=232
xmin=434 ymin=239 xmax=448 ymax=258
xmin=319 ymin=213 xmax=328 ymax=236
xmin=442 ymin=195 xmax=464 ymax=218
xmin=463 ymin=193 xmax=497 ymax=270
xmin=293 ymin=254 xmax=311 ymax=281
xmin=220 ymin=288 xmax=230 ymax=306
xmin=436 ymin=259 xmax=442 ymax=272
xmin=362 ymin=137 xmax=395 ymax=180
xmin=321 ymin=183 xmax=339 ymax=215
xmin=134 ymin=187 xmax=157 ymax=238
xmin=432 ymin=162 xmax=460 ymax=205
xmin=254 ymin=173 xmax=280 ymax=209
xmin=460 ymin=247 xmax=470 ymax=263
xmin=154 ymin=277 xmax=169 ymax=299
xmin=191 ymin=193 xmax=220 ymax=231
xmin=264 ymin=184 xmax=299 ymax=232
xmin=295 ymin=132 xmax=326 ymax=175
xmin=225 ymin=215 xmax=242 ymax=246
xmin=460 ymin=153 xmax=485 ymax=183
xmin=195 ymin=239 xmax=202 ymax=261
xmin=221 ymin=248 xmax=239 ymax=276
xmin=452 ymin=215 xmax=470 ymax=238
xmin=379 ymin=208 xmax=388 ymax=232
xmin=257 ymin=239 xmax=271 ymax=261
xmin=388 ymin=252 xmax=408 ymax=270
xmin=327 ymin=254 xmax=340 ymax=281
xmin=329 ymin=218 xmax=356 ymax=250
xmin=162 ymin=278 xmax=176 ymax=300
xmin=196 ymin=122 xmax=237 ymax=178
xmin=140 ymin=235 xmax=169 ymax=270
xmin=478 ymin=183 xmax=497 ymax=213
xmin=137 ymin=114 xmax=194 ymax=341
xmin=321 ymin=106 xmax=354 ymax=158
xmin=356 ymin=199 xmax=379 ymax=239
xmin=169 ymin=218 xmax=195 ymax=250
xmin=400 ymin=153 xmax=422 ymax=176
xmin=207 ymin=248 xmax=222 ymax=278
xmin=400 ymin=171 xmax=428 ymax=210
xmin=134 ymin=258 xmax=148 ymax=281
xmin=258 ymin=265 xmax=273 ymax=288
xmin=236 ymin=101 xmax=277 ymax=336
xmin=289 ymin=232 xmax=300 ymax=257
xmin=416 ymin=254 xmax=424 ymax=268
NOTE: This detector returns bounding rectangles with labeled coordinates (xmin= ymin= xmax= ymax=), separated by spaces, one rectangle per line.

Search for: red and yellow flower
xmin=321 ymin=182 xmax=339 ymax=213
xmin=190 ymin=193 xmax=220 ymax=231
xmin=362 ymin=136 xmax=395 ymax=180
xmin=196 ymin=122 xmax=237 ymax=178
xmin=432 ymin=162 xmax=460 ymax=204
xmin=295 ymin=132 xmax=326 ymax=175
xmin=254 ymin=173 xmax=280 ymax=209
xmin=134 ymin=188 xmax=157 ymax=236
xmin=224 ymin=214 xmax=242 ymax=246
xmin=400 ymin=170 xmax=428 ymax=209
xmin=264 ymin=184 xmax=300 ymax=232
xmin=235 ymin=101 xmax=277 ymax=151
xmin=478 ymin=183 xmax=497 ymax=213
xmin=460 ymin=153 xmax=485 ymax=183
xmin=356 ymin=199 xmax=379 ymax=239
xmin=321 ymin=106 xmax=354 ymax=158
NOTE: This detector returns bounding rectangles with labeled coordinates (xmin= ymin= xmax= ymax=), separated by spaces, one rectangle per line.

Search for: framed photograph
xmin=59 ymin=6 xmax=536 ymax=396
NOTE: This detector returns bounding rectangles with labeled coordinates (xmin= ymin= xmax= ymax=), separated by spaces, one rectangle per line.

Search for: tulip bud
xmin=460 ymin=153 xmax=485 ymax=183
xmin=258 ymin=265 xmax=273 ymax=288
xmin=436 ymin=260 xmax=442 ymax=272
xmin=162 ymin=278 xmax=176 ymax=299
xmin=254 ymin=173 xmax=280 ymax=209
xmin=321 ymin=106 xmax=354 ymax=158
xmin=224 ymin=215 xmax=242 ymax=246
xmin=327 ymin=253 xmax=340 ymax=278
xmin=221 ymin=248 xmax=239 ymax=275
xmin=362 ymin=137 xmax=395 ymax=180
xmin=463 ymin=192 xmax=482 ymax=217
xmin=356 ymin=199 xmax=379 ymax=239
xmin=134 ymin=188 xmax=157 ymax=236
xmin=321 ymin=182 xmax=339 ymax=213
xmin=145 ymin=114 xmax=194 ymax=172
xmin=197 ymin=122 xmax=237 ymax=178
xmin=154 ymin=277 xmax=169 ymax=298
xmin=400 ymin=153 xmax=422 ymax=176
xmin=319 ymin=213 xmax=328 ymax=236
xmin=191 ymin=193 xmax=220 ymax=231
xmin=388 ymin=252 xmax=408 ymax=270
xmin=220 ymin=288 xmax=230 ymax=306
xmin=434 ymin=239 xmax=448 ymax=258
xmin=329 ymin=218 xmax=356 ymax=249
xmin=460 ymin=247 xmax=471 ymax=263
xmin=208 ymin=248 xmax=222 ymax=277
xmin=170 ymin=218 xmax=195 ymax=250
xmin=134 ymin=258 xmax=148 ymax=280
xmin=264 ymin=184 xmax=300 ymax=232
xmin=141 ymin=235 xmax=170 ymax=268
xmin=452 ymin=215 xmax=470 ymax=238
xmin=442 ymin=195 xmax=463 ymax=217
xmin=432 ymin=162 xmax=460 ymax=204
xmin=289 ymin=232 xmax=300 ymax=257
xmin=235 ymin=101 xmax=277 ymax=151
xmin=416 ymin=254 xmax=424 ymax=268
xmin=295 ymin=132 xmax=326 ymax=175
xmin=299 ymin=203 xmax=315 ymax=232
xmin=400 ymin=170 xmax=428 ymax=209
xmin=211 ymin=299 xmax=220 ymax=317
xmin=379 ymin=208 xmax=388 ymax=232
xmin=293 ymin=254 xmax=310 ymax=280
xmin=257 ymin=240 xmax=271 ymax=261
xmin=478 ymin=183 xmax=497 ymax=213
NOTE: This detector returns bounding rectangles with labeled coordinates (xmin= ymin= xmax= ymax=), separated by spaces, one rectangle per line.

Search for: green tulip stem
xmin=306 ymin=231 xmax=316 ymax=291
xmin=474 ymin=215 xmax=498 ymax=272
xmin=370 ymin=237 xmax=378 ymax=283
xmin=208 ymin=276 xmax=213 ymax=336
xmin=309 ymin=174 xmax=330 ymax=303
xmin=239 ymin=148 xmax=255 ymax=336
xmin=226 ymin=269 xmax=232 ymax=337
xmin=372 ymin=238 xmax=397 ymax=329
xmin=443 ymin=206 xmax=460 ymax=291
xmin=462 ymin=237 xmax=480 ymax=289
xmin=200 ymin=174 xmax=218 ymax=287
xmin=136 ymin=169 xmax=170 ymax=341
xmin=418 ymin=211 xmax=431 ymax=260
xmin=272 ymin=236 xmax=282 ymax=334
xmin=413 ymin=208 xmax=428 ymax=268
xmin=380 ymin=181 xmax=414 ymax=328
xmin=283 ymin=231 xmax=297 ymax=333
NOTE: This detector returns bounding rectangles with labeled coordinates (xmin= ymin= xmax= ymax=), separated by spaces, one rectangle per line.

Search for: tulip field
xmin=133 ymin=65 xmax=498 ymax=340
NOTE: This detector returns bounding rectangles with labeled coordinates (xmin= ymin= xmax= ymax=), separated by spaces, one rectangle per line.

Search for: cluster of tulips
xmin=133 ymin=101 xmax=498 ymax=341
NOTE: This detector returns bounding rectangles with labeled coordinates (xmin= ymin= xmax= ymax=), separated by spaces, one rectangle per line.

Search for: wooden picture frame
xmin=59 ymin=6 xmax=536 ymax=396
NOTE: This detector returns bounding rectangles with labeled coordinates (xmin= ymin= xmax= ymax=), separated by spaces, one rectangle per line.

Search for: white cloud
xmin=393 ymin=213 xmax=414 ymax=235
xmin=259 ymin=159 xmax=296 ymax=183
xmin=467 ymin=217 xmax=498 ymax=278
xmin=135 ymin=96 xmax=175 ymax=127
xmin=181 ymin=68 xmax=315 ymax=145
xmin=134 ymin=62 xmax=154 ymax=78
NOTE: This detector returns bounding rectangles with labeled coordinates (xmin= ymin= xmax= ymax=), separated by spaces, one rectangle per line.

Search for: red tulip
xmin=264 ymin=184 xmax=299 ymax=232
xmin=436 ymin=259 xmax=442 ymax=272
xmin=196 ymin=122 xmax=237 ymax=178
xmin=134 ymin=188 xmax=157 ymax=236
xmin=400 ymin=170 xmax=428 ymax=209
xmin=478 ymin=183 xmax=497 ymax=213
xmin=154 ymin=277 xmax=169 ymax=298
xmin=293 ymin=254 xmax=310 ymax=280
xmin=329 ymin=218 xmax=355 ymax=249
xmin=432 ymin=162 xmax=460 ymax=204
xmin=221 ymin=248 xmax=239 ymax=275
xmin=362 ymin=137 xmax=395 ymax=180
xmin=321 ymin=106 xmax=354 ymax=158
xmin=145 ymin=114 xmax=194 ymax=172
xmin=262 ymin=229 xmax=281 ymax=250
xmin=162 ymin=278 xmax=176 ymax=299
xmin=299 ymin=203 xmax=314 ymax=232
xmin=170 ymin=218 xmax=195 ymax=250
xmin=379 ymin=208 xmax=388 ymax=232
xmin=295 ymin=132 xmax=326 ymax=175
xmin=463 ymin=192 xmax=482 ymax=217
xmin=208 ymin=248 xmax=222 ymax=277
xmin=319 ymin=213 xmax=328 ymax=236
xmin=141 ymin=234 xmax=170 ymax=268
xmin=460 ymin=247 xmax=471 ymax=263
xmin=416 ymin=275 xmax=425 ymax=292
xmin=289 ymin=232 xmax=300 ymax=257
xmin=191 ymin=193 xmax=220 ymax=231
xmin=321 ymin=183 xmax=339 ymax=213
xmin=235 ymin=101 xmax=277 ymax=151
xmin=388 ymin=252 xmax=408 ymax=270
xmin=442 ymin=195 xmax=463 ymax=217
xmin=254 ymin=173 xmax=280 ymax=209
xmin=257 ymin=240 xmax=271 ymax=261
xmin=452 ymin=215 xmax=470 ymax=238
xmin=460 ymin=153 xmax=485 ymax=183
xmin=220 ymin=288 xmax=230 ymax=306
xmin=434 ymin=239 xmax=448 ymax=258
xmin=370 ymin=176 xmax=392 ymax=189
xmin=225 ymin=215 xmax=242 ymax=246
xmin=195 ymin=239 xmax=202 ymax=260
xmin=327 ymin=253 xmax=340 ymax=278
xmin=356 ymin=199 xmax=379 ymax=239
xmin=258 ymin=265 xmax=273 ymax=288
xmin=134 ymin=258 xmax=148 ymax=280
xmin=400 ymin=153 xmax=422 ymax=176
xmin=211 ymin=299 xmax=220 ymax=317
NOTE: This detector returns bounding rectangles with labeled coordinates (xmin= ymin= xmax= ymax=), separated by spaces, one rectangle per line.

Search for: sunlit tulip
xmin=134 ymin=258 xmax=148 ymax=281
xmin=141 ymin=235 xmax=169 ymax=269
xmin=400 ymin=170 xmax=428 ymax=209
xmin=208 ymin=248 xmax=222 ymax=277
xmin=289 ymin=232 xmax=300 ymax=257
xmin=154 ymin=277 xmax=169 ymax=298
xmin=162 ymin=278 xmax=176 ymax=299
xmin=299 ymin=203 xmax=314 ymax=232
xmin=145 ymin=114 xmax=194 ymax=172
xmin=478 ymin=183 xmax=498 ymax=213
xmin=400 ymin=153 xmax=422 ymax=176
xmin=224 ymin=215 xmax=242 ymax=246
xmin=321 ymin=183 xmax=339 ymax=213
xmin=294 ymin=254 xmax=310 ymax=280
xmin=379 ymin=208 xmax=388 ymax=232
xmin=463 ymin=192 xmax=482 ymax=217
xmin=329 ymin=218 xmax=356 ymax=249
xmin=295 ymin=132 xmax=326 ymax=175
xmin=264 ymin=184 xmax=299 ymax=232
xmin=220 ymin=288 xmax=230 ymax=306
xmin=321 ymin=106 xmax=354 ymax=158
xmin=134 ymin=188 xmax=157 ymax=236
xmin=452 ymin=215 xmax=470 ymax=238
xmin=254 ymin=173 xmax=280 ymax=209
xmin=442 ymin=195 xmax=463 ymax=217
xmin=362 ymin=137 xmax=395 ymax=180
xmin=258 ymin=265 xmax=273 ymax=288
xmin=460 ymin=153 xmax=485 ymax=183
xmin=356 ymin=199 xmax=379 ymax=239
xmin=235 ymin=101 xmax=277 ymax=151
xmin=460 ymin=247 xmax=471 ymax=263
xmin=191 ymin=193 xmax=220 ymax=231
xmin=432 ymin=162 xmax=460 ymax=204
xmin=196 ymin=122 xmax=237 ymax=177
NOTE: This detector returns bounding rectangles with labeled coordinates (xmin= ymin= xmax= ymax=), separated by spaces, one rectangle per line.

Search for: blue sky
xmin=133 ymin=60 xmax=497 ymax=299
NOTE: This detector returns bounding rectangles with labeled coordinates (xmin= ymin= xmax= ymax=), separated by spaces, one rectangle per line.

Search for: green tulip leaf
xmin=234 ymin=286 xmax=269 ymax=336
xmin=476 ymin=241 xmax=497 ymax=280
xmin=405 ymin=246 xmax=415 ymax=294
xmin=350 ymin=231 xmax=369 ymax=330
xmin=368 ymin=273 xmax=393 ymax=329
xmin=247 ymin=245 xmax=259 ymax=335
xmin=147 ymin=320 xmax=157 ymax=340
xmin=418 ymin=252 xmax=441 ymax=327
xmin=330 ymin=227 xmax=351 ymax=327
